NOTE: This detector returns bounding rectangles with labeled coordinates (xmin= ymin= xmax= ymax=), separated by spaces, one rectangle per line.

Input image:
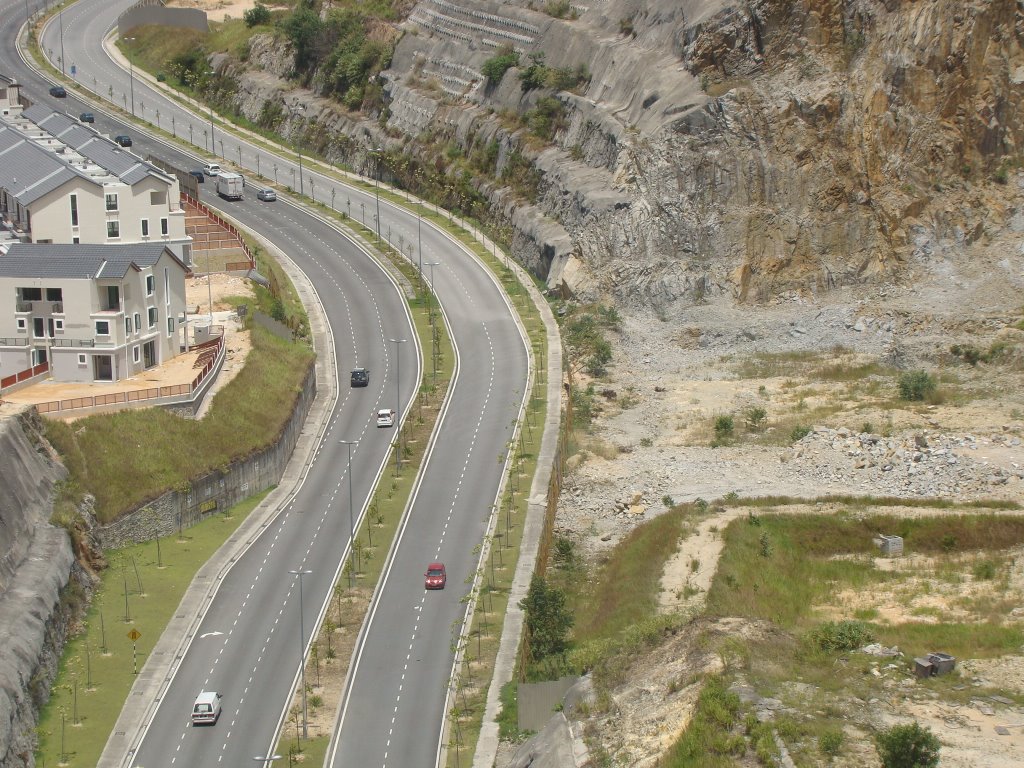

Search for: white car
xmin=376 ymin=408 xmax=396 ymax=428
xmin=203 ymin=162 xmax=222 ymax=177
xmin=191 ymin=691 xmax=222 ymax=725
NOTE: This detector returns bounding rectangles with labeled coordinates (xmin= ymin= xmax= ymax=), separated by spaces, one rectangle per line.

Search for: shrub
xmin=520 ymin=576 xmax=574 ymax=662
xmin=875 ymin=722 xmax=940 ymax=768
xmin=243 ymin=2 xmax=271 ymax=26
xmin=543 ymin=0 xmax=572 ymax=18
xmin=810 ymin=620 xmax=874 ymax=652
xmin=973 ymin=560 xmax=997 ymax=580
xmin=662 ymin=494 xmax=674 ymax=508
xmin=819 ymin=728 xmax=844 ymax=758
xmin=714 ymin=414 xmax=734 ymax=440
xmin=898 ymin=370 xmax=937 ymax=401
xmin=744 ymin=406 xmax=767 ymax=432
xmin=619 ymin=16 xmax=634 ymax=36
xmin=481 ymin=45 xmax=519 ymax=83
xmin=790 ymin=425 xmax=811 ymax=443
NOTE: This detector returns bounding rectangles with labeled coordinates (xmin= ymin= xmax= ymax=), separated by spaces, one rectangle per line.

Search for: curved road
xmin=6 ymin=1 xmax=532 ymax=766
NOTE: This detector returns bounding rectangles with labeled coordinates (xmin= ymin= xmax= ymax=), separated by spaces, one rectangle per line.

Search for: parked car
xmin=376 ymin=408 xmax=396 ymax=428
xmin=350 ymin=367 xmax=369 ymax=387
xmin=79 ymin=112 xmax=94 ymax=123
xmin=48 ymin=85 xmax=66 ymax=97
xmin=191 ymin=691 xmax=222 ymax=725
xmin=256 ymin=188 xmax=277 ymax=202
xmin=114 ymin=134 xmax=132 ymax=147
xmin=203 ymin=162 xmax=222 ymax=176
xmin=188 ymin=169 xmax=205 ymax=183
xmin=425 ymin=563 xmax=447 ymax=590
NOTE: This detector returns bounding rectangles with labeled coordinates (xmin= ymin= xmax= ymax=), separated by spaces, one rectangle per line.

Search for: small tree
xmin=243 ymin=2 xmax=271 ymax=27
xmin=898 ymin=370 xmax=937 ymax=401
xmin=875 ymin=722 xmax=940 ymax=768
xmin=519 ymin=576 xmax=573 ymax=662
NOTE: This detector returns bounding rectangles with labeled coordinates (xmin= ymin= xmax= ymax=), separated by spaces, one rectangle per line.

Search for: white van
xmin=191 ymin=691 xmax=222 ymax=725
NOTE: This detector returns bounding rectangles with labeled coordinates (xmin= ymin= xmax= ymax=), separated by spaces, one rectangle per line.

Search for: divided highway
xmin=3 ymin=0 xmax=532 ymax=765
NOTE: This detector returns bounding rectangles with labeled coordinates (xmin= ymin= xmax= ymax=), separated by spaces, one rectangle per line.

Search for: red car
xmin=425 ymin=562 xmax=446 ymax=589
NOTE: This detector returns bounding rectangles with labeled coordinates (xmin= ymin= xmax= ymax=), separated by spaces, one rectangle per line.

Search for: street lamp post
xmin=388 ymin=338 xmax=407 ymax=471
xmin=290 ymin=104 xmax=305 ymax=196
xmin=288 ymin=568 xmax=313 ymax=739
xmin=59 ymin=8 xmax=66 ymax=77
xmin=124 ymin=36 xmax=135 ymax=115
xmin=207 ymin=69 xmax=217 ymax=155
xmin=417 ymin=204 xmax=423 ymax=289
xmin=340 ymin=440 xmax=357 ymax=587
xmin=369 ymin=148 xmax=382 ymax=245
xmin=424 ymin=261 xmax=440 ymax=326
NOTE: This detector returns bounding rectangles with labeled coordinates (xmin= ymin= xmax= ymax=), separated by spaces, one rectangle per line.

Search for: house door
xmin=143 ymin=340 xmax=156 ymax=369
xmin=93 ymin=355 xmax=113 ymax=381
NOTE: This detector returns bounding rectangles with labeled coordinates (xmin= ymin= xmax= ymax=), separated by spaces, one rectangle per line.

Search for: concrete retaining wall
xmin=518 ymin=675 xmax=579 ymax=732
xmin=95 ymin=361 xmax=316 ymax=549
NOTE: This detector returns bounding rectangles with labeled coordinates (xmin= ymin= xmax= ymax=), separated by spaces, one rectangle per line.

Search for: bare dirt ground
xmin=166 ymin=0 xmax=266 ymax=23
xmin=524 ymin=181 xmax=1024 ymax=766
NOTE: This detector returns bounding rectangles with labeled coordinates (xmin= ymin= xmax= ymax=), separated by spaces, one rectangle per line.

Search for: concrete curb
xmin=96 ymin=224 xmax=337 ymax=768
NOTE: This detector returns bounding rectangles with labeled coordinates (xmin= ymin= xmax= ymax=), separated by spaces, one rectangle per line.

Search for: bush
xmin=243 ymin=2 xmax=271 ymax=26
xmin=481 ymin=45 xmax=519 ymax=83
xmin=819 ymin=728 xmax=844 ymax=758
xmin=875 ymin=722 xmax=940 ymax=768
xmin=790 ymin=425 xmax=811 ymax=443
xmin=898 ymin=370 xmax=937 ymax=401
xmin=520 ymin=576 xmax=574 ymax=662
xmin=714 ymin=414 xmax=734 ymax=440
xmin=810 ymin=620 xmax=874 ymax=652
xmin=744 ymin=406 xmax=767 ymax=432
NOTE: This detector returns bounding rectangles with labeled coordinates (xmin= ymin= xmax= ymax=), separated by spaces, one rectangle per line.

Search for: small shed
xmin=874 ymin=534 xmax=904 ymax=557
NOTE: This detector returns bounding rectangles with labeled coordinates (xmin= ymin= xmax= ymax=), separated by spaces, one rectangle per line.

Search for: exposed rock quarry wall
xmin=0 ymin=406 xmax=73 ymax=768
xmin=216 ymin=0 xmax=1022 ymax=308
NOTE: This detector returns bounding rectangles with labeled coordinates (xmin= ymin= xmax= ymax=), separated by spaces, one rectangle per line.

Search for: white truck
xmin=216 ymin=172 xmax=244 ymax=200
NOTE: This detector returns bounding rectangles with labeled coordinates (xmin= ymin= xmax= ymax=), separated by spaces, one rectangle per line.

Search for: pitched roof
xmin=0 ymin=106 xmax=175 ymax=208
xmin=0 ymin=242 xmax=181 ymax=280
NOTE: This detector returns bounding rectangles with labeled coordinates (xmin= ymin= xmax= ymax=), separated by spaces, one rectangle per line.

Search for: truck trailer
xmin=216 ymin=172 xmax=244 ymax=200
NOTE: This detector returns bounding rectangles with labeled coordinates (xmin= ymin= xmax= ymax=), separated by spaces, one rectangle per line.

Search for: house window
xmin=150 ymin=190 xmax=167 ymax=206
xmin=73 ymin=237 xmax=80 ymax=244
xmin=148 ymin=307 xmax=157 ymax=328
xmin=125 ymin=317 xmax=132 ymax=335
xmin=70 ymin=193 xmax=78 ymax=226
xmin=160 ymin=218 xmax=169 ymax=236
xmin=146 ymin=275 xmax=155 ymax=296
xmin=20 ymin=287 xmax=41 ymax=301
xmin=16 ymin=318 xmax=26 ymax=331
xmin=95 ymin=320 xmax=110 ymax=336
xmin=133 ymin=346 xmax=140 ymax=364
xmin=77 ymin=353 xmax=86 ymax=366
xmin=134 ymin=313 xmax=141 ymax=332
xmin=105 ymin=193 xmax=118 ymax=212
xmin=33 ymin=317 xmax=44 ymax=338
xmin=167 ymin=316 xmax=175 ymax=335
xmin=107 ymin=220 xmax=120 ymax=239
xmin=46 ymin=288 xmax=62 ymax=301
xmin=141 ymin=219 xmax=149 ymax=237
xmin=164 ymin=268 xmax=170 ymax=303
xmin=54 ymin=319 xmax=64 ymax=332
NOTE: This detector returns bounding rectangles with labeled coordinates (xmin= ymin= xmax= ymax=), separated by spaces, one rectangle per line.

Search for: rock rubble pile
xmin=790 ymin=427 xmax=1024 ymax=499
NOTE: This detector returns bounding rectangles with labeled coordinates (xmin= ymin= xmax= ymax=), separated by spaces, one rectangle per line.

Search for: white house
xmin=0 ymin=242 xmax=188 ymax=383
xmin=0 ymin=82 xmax=191 ymax=265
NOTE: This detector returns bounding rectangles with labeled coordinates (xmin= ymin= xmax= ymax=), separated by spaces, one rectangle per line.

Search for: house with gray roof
xmin=0 ymin=82 xmax=191 ymax=264
xmin=0 ymin=242 xmax=187 ymax=384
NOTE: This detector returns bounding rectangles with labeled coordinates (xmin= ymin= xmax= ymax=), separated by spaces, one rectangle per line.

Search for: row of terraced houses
xmin=0 ymin=78 xmax=193 ymax=387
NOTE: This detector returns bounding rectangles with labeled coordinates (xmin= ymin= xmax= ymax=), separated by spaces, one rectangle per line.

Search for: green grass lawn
xmin=44 ymin=324 xmax=314 ymax=522
xmin=36 ymin=491 xmax=269 ymax=767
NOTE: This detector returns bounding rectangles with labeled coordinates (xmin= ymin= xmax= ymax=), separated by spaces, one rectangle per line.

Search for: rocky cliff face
xmin=0 ymin=405 xmax=73 ymax=768
xmin=218 ymin=0 xmax=1023 ymax=308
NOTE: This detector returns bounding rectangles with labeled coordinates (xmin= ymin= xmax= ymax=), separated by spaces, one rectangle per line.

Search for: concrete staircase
xmin=184 ymin=197 xmax=247 ymax=272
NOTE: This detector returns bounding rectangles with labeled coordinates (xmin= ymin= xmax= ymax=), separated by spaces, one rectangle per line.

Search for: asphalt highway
xmin=4 ymin=1 xmax=532 ymax=766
